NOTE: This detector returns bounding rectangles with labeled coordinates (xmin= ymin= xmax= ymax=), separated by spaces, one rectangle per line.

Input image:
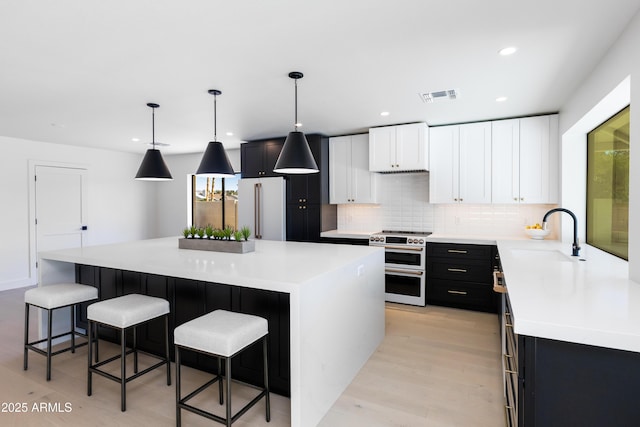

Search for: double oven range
xmin=369 ymin=230 xmax=431 ymax=306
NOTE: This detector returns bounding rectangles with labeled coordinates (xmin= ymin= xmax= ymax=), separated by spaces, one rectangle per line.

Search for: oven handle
xmin=385 ymin=268 xmax=424 ymax=276
xmin=384 ymin=246 xmax=424 ymax=252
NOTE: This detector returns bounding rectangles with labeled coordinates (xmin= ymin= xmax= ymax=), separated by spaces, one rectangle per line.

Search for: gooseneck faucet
xmin=542 ymin=208 xmax=581 ymax=256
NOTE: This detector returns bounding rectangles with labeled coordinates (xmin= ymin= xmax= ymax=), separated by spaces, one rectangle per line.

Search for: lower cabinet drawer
xmin=429 ymin=257 xmax=493 ymax=283
xmin=427 ymin=279 xmax=496 ymax=312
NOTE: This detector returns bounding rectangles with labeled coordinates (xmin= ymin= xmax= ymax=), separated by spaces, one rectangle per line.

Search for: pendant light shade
xmin=195 ymin=89 xmax=235 ymax=178
xmin=135 ymin=103 xmax=173 ymax=181
xmin=273 ymin=72 xmax=319 ymax=174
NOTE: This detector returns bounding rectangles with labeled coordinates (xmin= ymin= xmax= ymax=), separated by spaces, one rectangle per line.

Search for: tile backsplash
xmin=336 ymin=173 xmax=559 ymax=238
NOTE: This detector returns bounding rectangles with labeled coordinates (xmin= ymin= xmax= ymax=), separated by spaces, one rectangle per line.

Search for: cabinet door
xmin=329 ymin=136 xmax=351 ymax=204
xmin=350 ymin=134 xmax=377 ymax=203
xmin=263 ymin=140 xmax=284 ymax=177
xmin=369 ymin=126 xmax=396 ymax=172
xmin=241 ymin=142 xmax=265 ymax=178
xmin=395 ymin=123 xmax=428 ymax=171
xmin=459 ymin=122 xmax=492 ymax=203
xmin=492 ymin=119 xmax=520 ymax=204
xmin=241 ymin=140 xmax=284 ymax=178
xmin=519 ymin=115 xmax=555 ymax=204
xmin=429 ymin=125 xmax=459 ymax=203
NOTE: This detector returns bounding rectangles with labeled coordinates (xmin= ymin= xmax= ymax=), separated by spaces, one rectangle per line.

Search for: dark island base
xmin=74 ymin=264 xmax=291 ymax=397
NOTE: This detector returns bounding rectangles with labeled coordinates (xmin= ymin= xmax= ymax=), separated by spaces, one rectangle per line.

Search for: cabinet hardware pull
xmin=447 ymin=290 xmax=467 ymax=295
xmin=385 ymin=268 xmax=423 ymax=276
xmin=447 ymin=249 xmax=468 ymax=254
xmin=447 ymin=268 xmax=467 ymax=273
xmin=384 ymin=246 xmax=424 ymax=252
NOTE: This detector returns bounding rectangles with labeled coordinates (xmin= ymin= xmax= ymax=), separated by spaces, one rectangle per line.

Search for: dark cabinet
xmin=287 ymin=203 xmax=321 ymax=242
xmin=75 ymin=265 xmax=291 ymax=397
xmin=285 ymin=134 xmax=336 ymax=242
xmin=426 ymin=242 xmax=498 ymax=313
xmin=240 ymin=138 xmax=284 ymax=178
xmin=514 ymin=330 xmax=640 ymax=426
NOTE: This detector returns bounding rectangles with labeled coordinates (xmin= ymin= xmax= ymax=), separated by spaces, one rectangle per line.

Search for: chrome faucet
xmin=542 ymin=208 xmax=581 ymax=256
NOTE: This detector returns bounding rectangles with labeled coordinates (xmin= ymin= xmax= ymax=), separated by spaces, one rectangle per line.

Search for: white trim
xmin=561 ymin=75 xmax=630 ymax=246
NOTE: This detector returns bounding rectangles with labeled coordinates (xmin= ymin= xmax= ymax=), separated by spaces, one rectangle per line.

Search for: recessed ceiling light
xmin=295 ymin=122 xmax=302 ymax=128
xmin=496 ymin=96 xmax=508 ymax=102
xmin=226 ymin=132 xmax=233 ymax=136
xmin=499 ymin=46 xmax=518 ymax=56
xmin=131 ymin=137 xmax=140 ymax=142
xmin=380 ymin=111 xmax=390 ymax=116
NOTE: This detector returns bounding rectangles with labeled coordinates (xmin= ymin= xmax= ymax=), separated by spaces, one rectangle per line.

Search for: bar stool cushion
xmin=175 ymin=310 xmax=268 ymax=357
xmin=87 ymin=294 xmax=169 ymax=328
xmin=25 ymin=284 xmax=98 ymax=309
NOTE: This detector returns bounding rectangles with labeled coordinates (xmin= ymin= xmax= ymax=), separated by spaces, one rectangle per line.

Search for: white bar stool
xmin=24 ymin=283 xmax=98 ymax=381
xmin=87 ymin=294 xmax=171 ymax=412
xmin=174 ymin=310 xmax=270 ymax=427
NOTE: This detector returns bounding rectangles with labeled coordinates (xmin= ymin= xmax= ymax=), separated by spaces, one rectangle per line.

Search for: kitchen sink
xmin=510 ymin=248 xmax=578 ymax=262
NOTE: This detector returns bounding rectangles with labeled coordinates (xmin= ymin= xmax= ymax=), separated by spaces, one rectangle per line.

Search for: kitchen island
xmin=497 ymin=239 xmax=640 ymax=426
xmin=37 ymin=237 xmax=385 ymax=427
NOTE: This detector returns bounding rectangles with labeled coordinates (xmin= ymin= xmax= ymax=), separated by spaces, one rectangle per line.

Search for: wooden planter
xmin=178 ymin=238 xmax=255 ymax=254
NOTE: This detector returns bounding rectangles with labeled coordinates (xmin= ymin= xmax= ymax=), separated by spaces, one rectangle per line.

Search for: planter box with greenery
xmin=179 ymin=226 xmax=255 ymax=254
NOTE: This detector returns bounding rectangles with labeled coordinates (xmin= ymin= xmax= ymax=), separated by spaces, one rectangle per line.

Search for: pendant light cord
xmin=151 ymin=107 xmax=156 ymax=149
xmin=213 ymin=92 xmax=217 ymax=141
xmin=294 ymin=78 xmax=298 ymax=131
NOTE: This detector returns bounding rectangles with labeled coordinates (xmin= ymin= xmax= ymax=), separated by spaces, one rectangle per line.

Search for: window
xmin=586 ymin=106 xmax=629 ymax=260
xmin=191 ymin=174 xmax=240 ymax=230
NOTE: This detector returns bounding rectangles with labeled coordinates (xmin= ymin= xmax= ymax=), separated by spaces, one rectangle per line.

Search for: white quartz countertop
xmin=497 ymin=239 xmax=640 ymax=353
xmin=38 ymin=237 xmax=383 ymax=294
xmin=320 ymin=230 xmax=378 ymax=239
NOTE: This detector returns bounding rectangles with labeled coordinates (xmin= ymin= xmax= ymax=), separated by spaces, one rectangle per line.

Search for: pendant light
xmin=195 ymin=89 xmax=235 ymax=178
xmin=273 ymin=71 xmax=319 ymax=174
xmin=135 ymin=103 xmax=173 ymax=181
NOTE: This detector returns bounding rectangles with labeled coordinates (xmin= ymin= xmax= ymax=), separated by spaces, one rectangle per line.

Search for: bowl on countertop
xmin=525 ymin=228 xmax=551 ymax=240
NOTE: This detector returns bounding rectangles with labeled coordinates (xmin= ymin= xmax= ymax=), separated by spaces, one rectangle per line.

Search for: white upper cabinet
xmin=429 ymin=122 xmax=492 ymax=203
xmin=329 ymin=134 xmax=377 ymax=204
xmin=369 ymin=123 xmax=428 ymax=172
xmin=492 ymin=115 xmax=559 ymax=204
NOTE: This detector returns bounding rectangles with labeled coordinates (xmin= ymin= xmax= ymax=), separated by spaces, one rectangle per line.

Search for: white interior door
xmin=35 ymin=165 xmax=87 ymax=255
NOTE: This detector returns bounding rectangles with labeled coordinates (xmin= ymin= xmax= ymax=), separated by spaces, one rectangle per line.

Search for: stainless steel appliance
xmin=238 ymin=177 xmax=286 ymax=240
xmin=369 ymin=230 xmax=431 ymax=306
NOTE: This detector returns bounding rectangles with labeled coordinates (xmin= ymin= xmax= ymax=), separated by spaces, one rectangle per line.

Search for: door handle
xmin=385 ymin=268 xmax=423 ymax=276
xmin=254 ymin=183 xmax=262 ymax=239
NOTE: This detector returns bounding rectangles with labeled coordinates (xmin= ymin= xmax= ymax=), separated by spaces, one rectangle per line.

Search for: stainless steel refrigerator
xmin=237 ymin=177 xmax=286 ymax=241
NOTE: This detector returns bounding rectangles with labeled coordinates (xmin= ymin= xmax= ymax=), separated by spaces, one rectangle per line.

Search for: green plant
xmin=233 ymin=230 xmax=244 ymax=242
xmin=213 ymin=229 xmax=224 ymax=240
xmin=205 ymin=225 xmax=214 ymax=239
xmin=182 ymin=227 xmax=190 ymax=238
xmin=195 ymin=227 xmax=205 ymax=239
xmin=222 ymin=226 xmax=233 ymax=240
xmin=189 ymin=225 xmax=197 ymax=237
xmin=240 ymin=226 xmax=251 ymax=241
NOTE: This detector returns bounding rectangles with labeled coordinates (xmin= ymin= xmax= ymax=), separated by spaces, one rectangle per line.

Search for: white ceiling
xmin=1 ymin=0 xmax=639 ymax=154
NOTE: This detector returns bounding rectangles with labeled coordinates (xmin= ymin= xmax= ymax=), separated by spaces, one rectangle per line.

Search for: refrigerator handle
xmin=255 ymin=183 xmax=262 ymax=239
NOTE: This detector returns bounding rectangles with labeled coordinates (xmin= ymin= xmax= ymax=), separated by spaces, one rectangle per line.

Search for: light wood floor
xmin=0 ymin=287 xmax=505 ymax=426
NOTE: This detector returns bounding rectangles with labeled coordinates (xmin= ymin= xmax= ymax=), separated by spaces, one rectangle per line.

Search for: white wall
xmin=155 ymin=148 xmax=240 ymax=238
xmin=0 ymin=136 xmax=156 ymax=291
xmin=336 ymin=173 xmax=559 ymax=239
xmin=559 ymin=8 xmax=640 ymax=281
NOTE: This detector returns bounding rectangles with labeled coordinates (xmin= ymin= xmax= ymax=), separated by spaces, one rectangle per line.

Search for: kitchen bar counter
xmin=38 ymin=237 xmax=385 ymax=427
xmin=497 ymin=239 xmax=640 ymax=352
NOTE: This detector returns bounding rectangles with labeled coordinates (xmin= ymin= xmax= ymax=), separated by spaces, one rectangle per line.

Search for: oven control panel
xmin=369 ymin=235 xmax=427 ymax=246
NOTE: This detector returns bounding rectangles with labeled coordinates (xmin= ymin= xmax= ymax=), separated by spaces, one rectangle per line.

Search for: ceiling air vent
xmin=419 ymin=89 xmax=460 ymax=103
